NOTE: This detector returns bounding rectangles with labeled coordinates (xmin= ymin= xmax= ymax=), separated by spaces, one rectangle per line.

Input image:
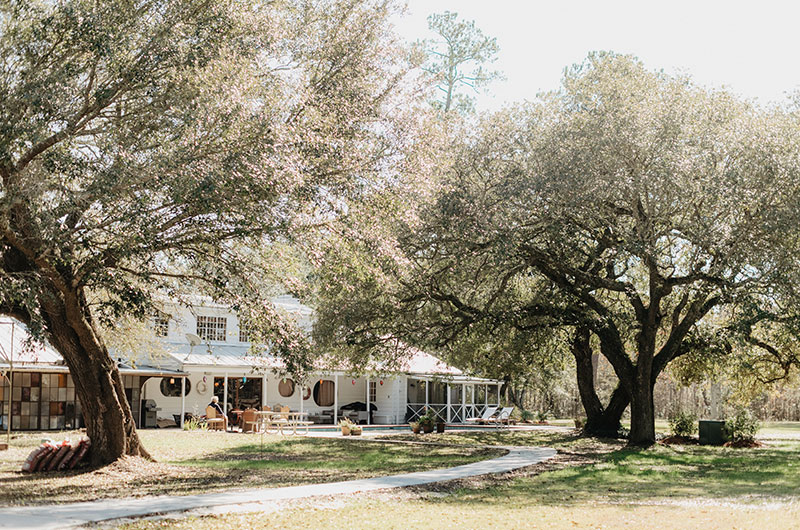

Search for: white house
xmin=0 ymin=296 xmax=503 ymax=431
xmin=135 ymin=295 xmax=503 ymax=427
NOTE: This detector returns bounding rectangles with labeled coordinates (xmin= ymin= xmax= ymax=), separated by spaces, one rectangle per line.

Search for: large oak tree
xmin=0 ymin=0 xmax=411 ymax=464
xmin=313 ymin=53 xmax=800 ymax=445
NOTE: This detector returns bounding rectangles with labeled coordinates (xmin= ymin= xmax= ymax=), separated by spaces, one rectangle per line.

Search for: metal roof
xmin=0 ymin=320 xmax=63 ymax=367
xmin=0 ymin=320 xmax=186 ymax=376
xmin=0 ymin=318 xmax=499 ymax=384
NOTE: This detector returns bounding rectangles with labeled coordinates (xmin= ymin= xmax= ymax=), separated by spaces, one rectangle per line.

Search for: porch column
xmin=334 ymin=374 xmax=339 ymax=424
xmin=366 ymin=377 xmax=371 ymax=425
xmin=471 ymin=384 xmax=475 ymax=414
xmin=461 ymin=383 xmax=466 ymax=424
xmin=180 ymin=377 xmax=186 ymax=429
xmin=261 ymin=376 xmax=267 ymax=409
xmin=497 ymin=383 xmax=501 ymax=407
xmin=425 ymin=378 xmax=429 ymax=409
xmin=446 ymin=383 xmax=451 ymax=423
xmin=484 ymin=384 xmax=488 ymax=409
xmin=299 ymin=379 xmax=303 ymax=414
xmin=223 ymin=373 xmax=228 ymax=414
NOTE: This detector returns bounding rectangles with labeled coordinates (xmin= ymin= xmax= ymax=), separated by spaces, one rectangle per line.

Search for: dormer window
xmin=238 ymin=318 xmax=250 ymax=343
xmin=196 ymin=315 xmax=227 ymax=342
xmin=153 ymin=313 xmax=169 ymax=337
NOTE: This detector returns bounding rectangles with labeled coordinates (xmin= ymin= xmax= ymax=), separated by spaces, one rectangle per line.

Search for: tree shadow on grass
xmin=426 ymin=442 xmax=800 ymax=509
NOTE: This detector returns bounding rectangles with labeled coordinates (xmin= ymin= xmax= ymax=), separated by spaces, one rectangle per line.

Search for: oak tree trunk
xmin=572 ymin=327 xmax=629 ymax=437
xmin=583 ymin=386 xmax=628 ymax=437
xmin=627 ymin=371 xmax=656 ymax=446
xmin=40 ymin=283 xmax=150 ymax=466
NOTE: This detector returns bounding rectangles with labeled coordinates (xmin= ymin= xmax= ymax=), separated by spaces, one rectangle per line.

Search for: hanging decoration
xmin=379 ymin=380 xmax=384 ymax=386
xmin=351 ymin=379 xmax=356 ymax=385
xmin=243 ymin=376 xmax=247 ymax=383
xmin=202 ymin=376 xmax=207 ymax=383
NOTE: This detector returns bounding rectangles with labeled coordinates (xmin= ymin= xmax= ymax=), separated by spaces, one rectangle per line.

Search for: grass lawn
xmin=119 ymin=424 xmax=800 ymax=529
xmin=0 ymin=429 xmax=501 ymax=506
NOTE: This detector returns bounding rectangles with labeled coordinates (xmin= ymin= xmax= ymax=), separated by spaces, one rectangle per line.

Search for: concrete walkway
xmin=0 ymin=445 xmax=556 ymax=529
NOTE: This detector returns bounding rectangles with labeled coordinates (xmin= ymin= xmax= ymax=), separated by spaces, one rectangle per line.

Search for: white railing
xmin=406 ymin=402 xmax=494 ymax=423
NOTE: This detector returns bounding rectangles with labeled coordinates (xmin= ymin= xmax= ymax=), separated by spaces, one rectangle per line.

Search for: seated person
xmin=207 ymin=396 xmax=228 ymax=430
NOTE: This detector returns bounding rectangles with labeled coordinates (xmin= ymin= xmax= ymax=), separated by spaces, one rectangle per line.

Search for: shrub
xmin=183 ymin=417 xmax=207 ymax=431
xmin=536 ymin=410 xmax=549 ymax=423
xmin=668 ymin=409 xmax=698 ymax=437
xmin=521 ymin=410 xmax=535 ymax=422
xmin=418 ymin=409 xmax=436 ymax=429
xmin=724 ymin=408 xmax=760 ymax=442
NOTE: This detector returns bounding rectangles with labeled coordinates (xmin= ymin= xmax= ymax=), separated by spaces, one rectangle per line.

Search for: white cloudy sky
xmin=393 ymin=0 xmax=800 ymax=110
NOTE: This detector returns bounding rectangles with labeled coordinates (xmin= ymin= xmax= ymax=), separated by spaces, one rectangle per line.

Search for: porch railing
xmin=406 ymin=402 xmax=493 ymax=423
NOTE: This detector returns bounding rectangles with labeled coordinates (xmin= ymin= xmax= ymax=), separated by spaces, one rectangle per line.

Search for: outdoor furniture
xmin=465 ymin=406 xmax=498 ymax=425
xmin=255 ymin=410 xmax=311 ymax=435
xmin=205 ymin=406 xmax=225 ymax=431
xmin=488 ymin=407 xmax=515 ymax=428
xmin=241 ymin=408 xmax=258 ymax=433
xmin=255 ymin=410 xmax=282 ymax=434
xmin=308 ymin=409 xmax=334 ymax=424
xmin=229 ymin=409 xmax=243 ymax=430
xmin=286 ymin=411 xmax=312 ymax=435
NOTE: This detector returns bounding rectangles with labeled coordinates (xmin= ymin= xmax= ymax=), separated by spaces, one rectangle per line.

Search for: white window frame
xmin=153 ymin=313 xmax=169 ymax=337
xmin=196 ymin=315 xmax=227 ymax=342
xmin=238 ymin=318 xmax=250 ymax=343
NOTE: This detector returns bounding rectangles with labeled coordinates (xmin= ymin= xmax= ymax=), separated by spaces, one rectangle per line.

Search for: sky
xmin=393 ymin=0 xmax=800 ymax=111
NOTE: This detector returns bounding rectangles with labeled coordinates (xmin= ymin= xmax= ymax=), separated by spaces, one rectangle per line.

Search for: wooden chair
xmin=205 ymin=406 xmax=226 ymax=431
xmin=242 ymin=408 xmax=258 ymax=433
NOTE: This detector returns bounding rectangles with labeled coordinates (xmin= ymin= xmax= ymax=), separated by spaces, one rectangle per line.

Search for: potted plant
xmin=339 ymin=418 xmax=354 ymax=436
xmin=409 ymin=421 xmax=421 ymax=434
xmin=436 ymin=420 xmax=446 ymax=433
xmin=418 ymin=409 xmax=435 ymax=434
xmin=350 ymin=425 xmax=363 ymax=436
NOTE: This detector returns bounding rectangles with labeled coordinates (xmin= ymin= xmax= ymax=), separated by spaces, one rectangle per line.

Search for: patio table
xmin=256 ymin=411 xmax=312 ymax=435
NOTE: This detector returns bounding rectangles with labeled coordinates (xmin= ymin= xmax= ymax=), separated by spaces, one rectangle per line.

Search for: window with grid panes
xmin=153 ymin=313 xmax=169 ymax=337
xmin=238 ymin=317 xmax=250 ymax=343
xmin=369 ymin=381 xmax=377 ymax=403
xmin=196 ymin=315 xmax=227 ymax=341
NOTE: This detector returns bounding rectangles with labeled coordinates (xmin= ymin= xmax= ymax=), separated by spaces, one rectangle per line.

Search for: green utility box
xmin=699 ymin=420 xmax=727 ymax=445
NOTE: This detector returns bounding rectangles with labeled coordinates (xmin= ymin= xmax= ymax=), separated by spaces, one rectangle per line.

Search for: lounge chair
xmin=465 ymin=406 xmax=498 ymax=425
xmin=205 ymin=406 xmax=226 ymax=431
xmin=488 ymin=407 xmax=515 ymax=428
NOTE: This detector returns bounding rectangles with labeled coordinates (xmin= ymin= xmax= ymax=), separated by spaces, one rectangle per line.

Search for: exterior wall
xmin=338 ymin=376 xmax=367 ymax=408
xmin=0 ymin=371 xmax=141 ymax=431
xmin=138 ymin=299 xmax=498 ymax=427
xmin=157 ymin=303 xmax=249 ymax=346
xmin=142 ymin=371 xmax=402 ymax=425
xmin=142 ymin=373 xmax=210 ymax=420
xmin=374 ymin=376 xmax=405 ymax=424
